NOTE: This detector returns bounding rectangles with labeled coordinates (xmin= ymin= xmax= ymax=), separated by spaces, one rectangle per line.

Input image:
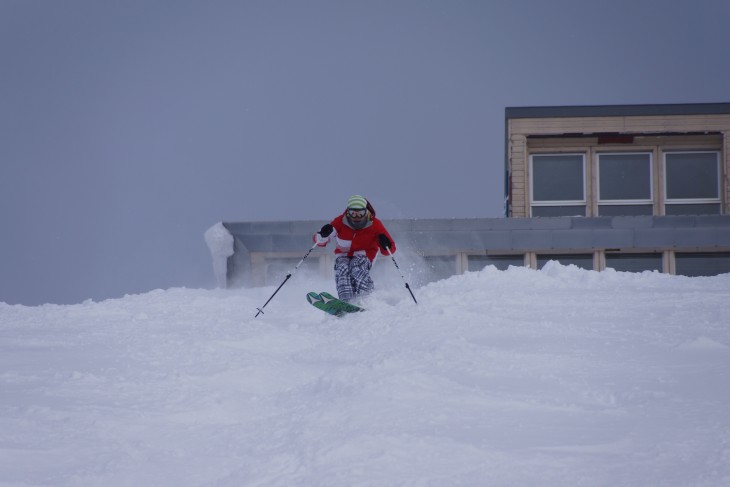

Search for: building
xmin=506 ymin=103 xmax=730 ymax=218
xmin=211 ymin=103 xmax=730 ymax=287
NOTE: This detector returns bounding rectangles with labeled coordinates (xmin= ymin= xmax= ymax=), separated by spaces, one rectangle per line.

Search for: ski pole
xmin=255 ymin=241 xmax=319 ymax=317
xmin=385 ymin=247 xmax=417 ymax=304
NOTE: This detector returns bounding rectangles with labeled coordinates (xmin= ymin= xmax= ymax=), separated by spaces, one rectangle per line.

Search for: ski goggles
xmin=347 ymin=208 xmax=367 ymax=218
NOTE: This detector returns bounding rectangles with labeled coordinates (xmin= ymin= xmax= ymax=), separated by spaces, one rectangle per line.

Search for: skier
xmin=314 ymin=195 xmax=396 ymax=303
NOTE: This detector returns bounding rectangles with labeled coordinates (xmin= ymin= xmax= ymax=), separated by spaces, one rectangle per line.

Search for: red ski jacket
xmin=314 ymin=211 xmax=396 ymax=262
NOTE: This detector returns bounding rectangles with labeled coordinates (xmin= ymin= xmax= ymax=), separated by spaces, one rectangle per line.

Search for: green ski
xmin=306 ymin=292 xmax=365 ymax=316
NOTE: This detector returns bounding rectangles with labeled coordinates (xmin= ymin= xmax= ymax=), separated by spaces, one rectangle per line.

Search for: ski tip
xmin=306 ymin=292 xmax=322 ymax=305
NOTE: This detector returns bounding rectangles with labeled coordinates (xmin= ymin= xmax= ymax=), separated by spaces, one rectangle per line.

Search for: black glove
xmin=378 ymin=233 xmax=392 ymax=250
xmin=319 ymin=223 xmax=334 ymax=238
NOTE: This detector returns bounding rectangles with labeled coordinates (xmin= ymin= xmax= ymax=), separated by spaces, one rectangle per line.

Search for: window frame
xmin=529 ymin=153 xmax=587 ymax=216
xmin=663 ymin=151 xmax=721 ymax=206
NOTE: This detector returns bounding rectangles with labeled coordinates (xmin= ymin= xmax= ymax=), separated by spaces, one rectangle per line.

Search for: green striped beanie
xmin=347 ymin=195 xmax=368 ymax=210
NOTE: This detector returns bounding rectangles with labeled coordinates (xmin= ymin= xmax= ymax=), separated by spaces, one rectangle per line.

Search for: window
xmin=537 ymin=254 xmax=593 ymax=270
xmin=597 ymin=153 xmax=653 ymax=216
xmin=530 ymin=154 xmax=586 ymax=217
xmin=675 ymin=252 xmax=730 ymax=277
xmin=664 ymin=152 xmax=721 ymax=215
xmin=468 ymin=255 xmax=524 ymax=271
xmin=423 ymin=255 xmax=457 ymax=282
xmin=605 ymin=253 xmax=662 ymax=273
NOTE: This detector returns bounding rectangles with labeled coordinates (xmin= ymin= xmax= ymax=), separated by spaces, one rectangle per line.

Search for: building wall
xmin=507 ymin=113 xmax=730 ymax=217
xmin=725 ymin=130 xmax=730 ymax=212
xmin=221 ymin=216 xmax=730 ymax=287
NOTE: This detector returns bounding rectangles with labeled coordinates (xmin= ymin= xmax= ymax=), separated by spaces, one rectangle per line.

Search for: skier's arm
xmin=377 ymin=225 xmax=396 ymax=254
xmin=314 ymin=223 xmax=335 ymax=246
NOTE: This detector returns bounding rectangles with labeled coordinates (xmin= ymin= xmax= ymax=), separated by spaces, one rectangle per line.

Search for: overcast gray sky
xmin=2 ymin=0 xmax=729 ymax=305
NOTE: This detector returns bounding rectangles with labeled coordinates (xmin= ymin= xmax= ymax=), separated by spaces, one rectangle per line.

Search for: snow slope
xmin=1 ymin=263 xmax=729 ymax=486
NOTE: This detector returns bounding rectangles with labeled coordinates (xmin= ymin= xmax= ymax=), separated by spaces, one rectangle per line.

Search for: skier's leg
xmin=334 ymin=256 xmax=355 ymax=302
xmin=349 ymin=255 xmax=374 ymax=298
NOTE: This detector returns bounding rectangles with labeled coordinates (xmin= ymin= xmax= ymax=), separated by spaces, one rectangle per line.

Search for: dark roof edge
xmin=506 ymin=102 xmax=730 ymax=119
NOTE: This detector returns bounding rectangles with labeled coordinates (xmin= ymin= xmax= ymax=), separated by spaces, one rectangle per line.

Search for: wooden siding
xmin=510 ymin=114 xmax=730 ymax=136
xmin=508 ymin=134 xmax=527 ymax=217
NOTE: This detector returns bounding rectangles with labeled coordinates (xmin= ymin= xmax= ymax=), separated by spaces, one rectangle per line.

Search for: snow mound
xmin=1 ymin=264 xmax=730 ymax=486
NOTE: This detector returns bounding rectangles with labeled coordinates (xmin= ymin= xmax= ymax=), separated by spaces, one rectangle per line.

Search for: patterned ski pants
xmin=334 ymin=255 xmax=374 ymax=302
